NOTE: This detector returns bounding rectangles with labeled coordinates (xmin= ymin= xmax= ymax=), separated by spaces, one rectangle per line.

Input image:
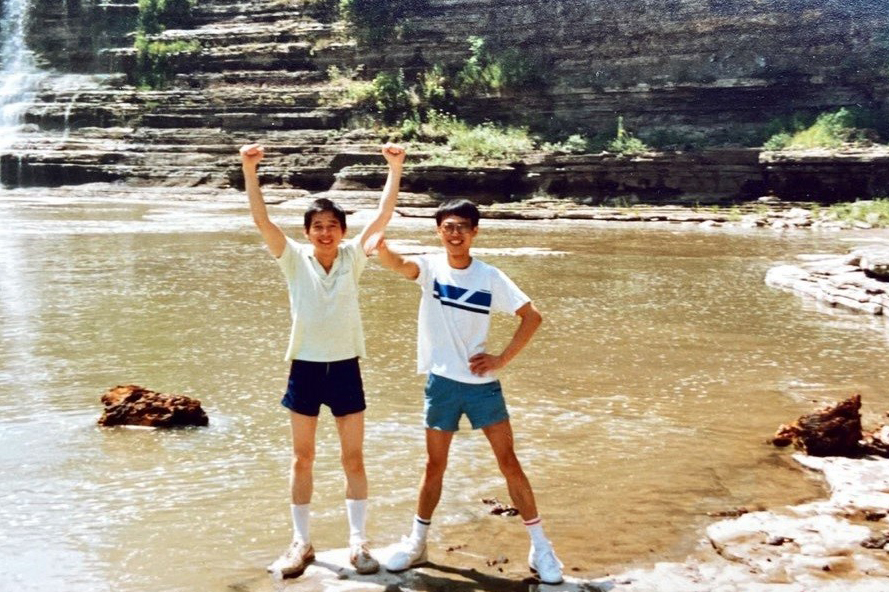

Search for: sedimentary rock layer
xmin=766 ymin=246 xmax=889 ymax=316
xmin=3 ymin=0 xmax=887 ymax=197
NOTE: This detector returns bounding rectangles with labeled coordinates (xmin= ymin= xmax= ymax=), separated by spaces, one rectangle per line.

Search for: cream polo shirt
xmin=276 ymin=236 xmax=368 ymax=362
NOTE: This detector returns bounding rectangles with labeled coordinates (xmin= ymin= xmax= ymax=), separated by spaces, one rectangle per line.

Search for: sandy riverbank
xmin=225 ymin=455 xmax=889 ymax=592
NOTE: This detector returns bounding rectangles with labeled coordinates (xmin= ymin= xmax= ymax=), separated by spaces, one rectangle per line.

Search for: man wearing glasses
xmin=373 ymin=198 xmax=563 ymax=585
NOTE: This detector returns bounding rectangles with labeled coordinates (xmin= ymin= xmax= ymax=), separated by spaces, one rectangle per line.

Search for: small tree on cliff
xmin=608 ymin=116 xmax=650 ymax=156
xmin=131 ymin=0 xmax=198 ymax=89
xmin=340 ymin=0 xmax=431 ymax=45
xmin=137 ymin=0 xmax=194 ymax=35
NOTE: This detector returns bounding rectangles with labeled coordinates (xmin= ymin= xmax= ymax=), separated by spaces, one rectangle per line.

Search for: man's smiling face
xmin=305 ymin=210 xmax=345 ymax=255
xmin=436 ymin=215 xmax=478 ymax=257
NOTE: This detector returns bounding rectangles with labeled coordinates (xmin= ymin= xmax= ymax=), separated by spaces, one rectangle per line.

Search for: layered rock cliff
xmin=2 ymin=0 xmax=887 ymax=201
xmin=322 ymin=0 xmax=889 ymax=142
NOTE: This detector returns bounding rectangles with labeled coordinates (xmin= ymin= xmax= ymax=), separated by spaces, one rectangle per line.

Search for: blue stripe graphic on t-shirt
xmin=434 ymin=281 xmax=468 ymax=301
xmin=433 ymin=279 xmax=491 ymax=315
xmin=465 ymin=290 xmax=492 ymax=307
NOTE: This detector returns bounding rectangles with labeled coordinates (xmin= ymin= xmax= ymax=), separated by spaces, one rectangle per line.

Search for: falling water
xmin=58 ymin=91 xmax=80 ymax=146
xmin=0 ymin=0 xmax=42 ymax=153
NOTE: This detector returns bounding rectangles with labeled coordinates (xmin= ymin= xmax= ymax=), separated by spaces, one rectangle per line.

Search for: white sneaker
xmin=267 ymin=540 xmax=315 ymax=577
xmin=529 ymin=543 xmax=563 ymax=585
xmin=385 ymin=536 xmax=427 ymax=572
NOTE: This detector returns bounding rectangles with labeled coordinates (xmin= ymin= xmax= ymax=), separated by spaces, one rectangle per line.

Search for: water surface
xmin=1 ymin=190 xmax=888 ymax=591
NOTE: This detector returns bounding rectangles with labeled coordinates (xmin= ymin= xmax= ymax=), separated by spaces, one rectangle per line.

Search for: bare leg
xmin=335 ymin=410 xmax=368 ymax=499
xmin=385 ymin=429 xmax=453 ymax=570
xmin=416 ymin=428 xmax=455 ymax=520
xmin=482 ymin=419 xmax=538 ymax=520
xmin=289 ymin=411 xmax=318 ymax=505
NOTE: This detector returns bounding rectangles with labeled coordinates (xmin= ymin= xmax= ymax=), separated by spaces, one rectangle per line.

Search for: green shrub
xmin=762 ymin=131 xmax=793 ymax=151
xmin=340 ymin=0 xmax=429 ymax=45
xmin=324 ymin=66 xmax=374 ymax=105
xmin=367 ymin=70 xmax=413 ymax=124
xmin=415 ymin=65 xmax=450 ymax=114
xmin=132 ymin=0 xmax=196 ymax=88
xmin=345 ymin=66 xmax=456 ymax=125
xmin=645 ymin=129 xmax=698 ymax=151
xmin=761 ymin=112 xmax=813 ymax=143
xmin=827 ymin=198 xmax=889 ymax=227
xmin=137 ymin=0 xmax=194 ymax=35
xmin=607 ymin=116 xmax=650 ymax=155
xmin=133 ymin=34 xmax=200 ymax=89
xmin=402 ymin=110 xmax=535 ymax=165
xmin=763 ymin=108 xmax=877 ymax=150
xmin=455 ymin=36 xmax=505 ymax=96
xmin=542 ymin=134 xmax=590 ymax=154
xmin=454 ymin=36 xmax=545 ymax=97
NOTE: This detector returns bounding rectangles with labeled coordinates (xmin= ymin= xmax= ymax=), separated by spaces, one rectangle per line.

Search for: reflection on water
xmin=1 ymin=192 xmax=888 ymax=591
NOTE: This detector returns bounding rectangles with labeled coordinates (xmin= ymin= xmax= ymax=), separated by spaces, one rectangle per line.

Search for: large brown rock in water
xmin=771 ymin=395 xmax=862 ymax=457
xmin=98 ymin=385 xmax=208 ymax=427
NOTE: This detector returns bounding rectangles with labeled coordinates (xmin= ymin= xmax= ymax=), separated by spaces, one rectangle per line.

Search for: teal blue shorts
xmin=424 ymin=373 xmax=509 ymax=431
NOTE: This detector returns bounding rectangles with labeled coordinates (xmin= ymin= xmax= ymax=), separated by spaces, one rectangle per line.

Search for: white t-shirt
xmin=276 ymin=236 xmax=368 ymax=361
xmin=413 ymin=254 xmax=530 ymax=384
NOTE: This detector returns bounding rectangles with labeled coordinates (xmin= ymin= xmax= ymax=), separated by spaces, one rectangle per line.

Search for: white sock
xmin=291 ymin=503 xmax=310 ymax=544
xmin=524 ymin=516 xmax=549 ymax=550
xmin=346 ymin=498 xmax=368 ymax=546
xmin=410 ymin=515 xmax=431 ymax=542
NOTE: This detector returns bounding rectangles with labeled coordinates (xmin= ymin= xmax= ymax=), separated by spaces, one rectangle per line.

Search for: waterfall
xmin=58 ymin=91 xmax=80 ymax=147
xmin=0 ymin=0 xmax=42 ymax=152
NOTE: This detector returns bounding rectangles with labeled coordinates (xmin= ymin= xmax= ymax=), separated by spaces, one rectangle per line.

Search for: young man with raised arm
xmin=240 ymin=142 xmax=405 ymax=578
xmin=375 ymin=198 xmax=563 ymax=584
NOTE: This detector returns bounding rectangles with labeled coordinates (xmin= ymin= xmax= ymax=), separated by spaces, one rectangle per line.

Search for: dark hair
xmin=304 ymin=198 xmax=347 ymax=231
xmin=434 ymin=198 xmax=480 ymax=227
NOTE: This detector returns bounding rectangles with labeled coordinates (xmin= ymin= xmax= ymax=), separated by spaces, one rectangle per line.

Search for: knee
xmin=292 ymin=448 xmax=315 ymax=472
xmin=424 ymin=456 xmax=448 ymax=481
xmin=340 ymin=450 xmax=365 ymax=476
xmin=496 ymin=451 xmax=523 ymax=477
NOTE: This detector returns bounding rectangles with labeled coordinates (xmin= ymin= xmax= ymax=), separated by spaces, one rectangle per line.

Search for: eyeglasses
xmin=439 ymin=222 xmax=472 ymax=234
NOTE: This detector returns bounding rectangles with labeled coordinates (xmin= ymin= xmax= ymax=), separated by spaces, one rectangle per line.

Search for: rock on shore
xmin=766 ymin=245 xmax=889 ymax=316
xmin=610 ymin=456 xmax=889 ymax=592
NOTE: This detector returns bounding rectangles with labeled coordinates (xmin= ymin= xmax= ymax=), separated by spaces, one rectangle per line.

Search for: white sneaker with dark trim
xmin=385 ymin=536 xmax=428 ymax=572
xmin=267 ymin=540 xmax=315 ymax=577
xmin=529 ymin=543 xmax=563 ymax=584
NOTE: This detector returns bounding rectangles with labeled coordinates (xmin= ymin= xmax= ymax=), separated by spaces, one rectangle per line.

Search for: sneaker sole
xmin=385 ymin=548 xmax=428 ymax=573
xmin=273 ymin=551 xmax=316 ymax=578
xmin=529 ymin=566 xmax=563 ymax=585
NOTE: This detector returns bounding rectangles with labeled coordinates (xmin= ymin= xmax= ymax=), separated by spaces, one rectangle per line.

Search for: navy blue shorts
xmin=281 ymin=357 xmax=366 ymax=417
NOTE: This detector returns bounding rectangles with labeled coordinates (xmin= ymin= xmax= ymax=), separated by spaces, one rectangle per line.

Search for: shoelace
xmin=398 ymin=535 xmax=424 ymax=553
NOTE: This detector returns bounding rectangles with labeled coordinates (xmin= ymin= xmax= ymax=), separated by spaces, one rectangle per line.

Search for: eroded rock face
xmin=699 ymin=455 xmax=889 ymax=589
xmin=857 ymin=246 xmax=889 ymax=281
xmin=98 ymin=384 xmax=208 ymax=427
xmin=766 ymin=248 xmax=889 ymax=316
xmin=4 ymin=0 xmax=887 ymax=198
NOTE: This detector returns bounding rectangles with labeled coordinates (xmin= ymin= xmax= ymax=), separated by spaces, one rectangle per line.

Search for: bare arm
xmin=240 ymin=143 xmax=286 ymax=258
xmin=358 ymin=143 xmax=405 ymax=254
xmin=376 ymin=237 xmax=419 ymax=280
xmin=469 ymin=301 xmax=542 ymax=376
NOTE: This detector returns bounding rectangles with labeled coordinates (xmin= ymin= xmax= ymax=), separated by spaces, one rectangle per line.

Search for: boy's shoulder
xmin=470 ymin=256 xmax=503 ymax=275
